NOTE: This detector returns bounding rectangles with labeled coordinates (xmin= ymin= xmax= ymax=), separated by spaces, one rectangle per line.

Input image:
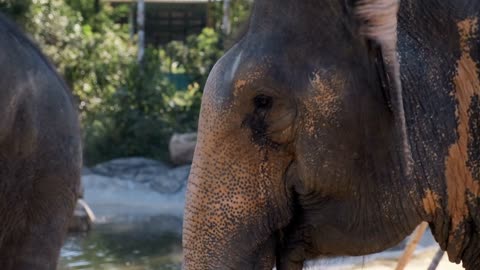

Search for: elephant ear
xmin=355 ymin=0 xmax=413 ymax=174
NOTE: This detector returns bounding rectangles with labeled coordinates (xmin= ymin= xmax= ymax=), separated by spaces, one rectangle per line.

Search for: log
xmin=395 ymin=222 xmax=429 ymax=270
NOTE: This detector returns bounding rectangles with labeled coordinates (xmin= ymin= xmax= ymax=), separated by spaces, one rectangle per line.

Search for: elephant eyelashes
xmin=240 ymin=94 xmax=281 ymax=149
xmin=254 ymin=94 xmax=273 ymax=110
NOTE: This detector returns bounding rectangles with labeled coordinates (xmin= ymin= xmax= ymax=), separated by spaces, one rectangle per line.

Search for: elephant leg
xmin=276 ymin=260 xmax=303 ymax=270
xmin=0 ymin=174 xmax=77 ymax=270
xmin=10 ymin=223 xmax=67 ymax=270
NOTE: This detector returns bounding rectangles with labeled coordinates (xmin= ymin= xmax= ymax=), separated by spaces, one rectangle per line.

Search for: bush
xmin=165 ymin=28 xmax=223 ymax=87
xmin=1 ymin=0 xmax=251 ymax=165
xmin=24 ymin=1 xmax=136 ymax=122
xmin=0 ymin=0 xmax=31 ymax=24
xmin=84 ymin=49 xmax=201 ymax=165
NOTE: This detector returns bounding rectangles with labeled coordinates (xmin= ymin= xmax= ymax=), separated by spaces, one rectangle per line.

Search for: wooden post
xmin=395 ymin=222 xmax=429 ymax=270
xmin=94 ymin=0 xmax=100 ymax=13
xmin=222 ymin=0 xmax=231 ymax=36
xmin=206 ymin=0 xmax=213 ymax=28
xmin=137 ymin=0 xmax=145 ymax=63
xmin=427 ymin=248 xmax=445 ymax=270
xmin=129 ymin=2 xmax=135 ymax=40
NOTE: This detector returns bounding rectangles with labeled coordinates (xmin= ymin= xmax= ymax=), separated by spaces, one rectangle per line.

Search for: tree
xmin=222 ymin=0 xmax=231 ymax=36
xmin=94 ymin=0 xmax=100 ymax=13
xmin=137 ymin=0 xmax=145 ymax=63
xmin=0 ymin=0 xmax=32 ymax=25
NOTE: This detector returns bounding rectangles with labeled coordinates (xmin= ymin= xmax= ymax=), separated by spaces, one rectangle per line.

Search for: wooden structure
xmin=103 ymin=0 xmax=210 ymax=45
xmin=395 ymin=222 xmax=445 ymax=270
xmin=395 ymin=222 xmax=429 ymax=270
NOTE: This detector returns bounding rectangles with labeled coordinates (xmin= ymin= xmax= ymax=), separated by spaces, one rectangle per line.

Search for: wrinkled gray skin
xmin=0 ymin=15 xmax=82 ymax=270
xmin=183 ymin=0 xmax=480 ymax=269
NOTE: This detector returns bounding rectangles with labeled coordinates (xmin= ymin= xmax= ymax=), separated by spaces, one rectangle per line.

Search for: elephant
xmin=0 ymin=14 xmax=81 ymax=269
xmin=183 ymin=0 xmax=480 ymax=269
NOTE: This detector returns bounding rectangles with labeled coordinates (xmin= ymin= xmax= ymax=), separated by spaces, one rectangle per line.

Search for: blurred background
xmin=0 ymin=0 xmax=252 ymax=165
xmin=0 ymin=0 xmax=252 ymax=269
xmin=0 ymin=1 xmax=463 ymax=269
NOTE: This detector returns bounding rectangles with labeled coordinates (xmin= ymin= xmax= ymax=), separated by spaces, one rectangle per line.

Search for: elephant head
xmin=183 ymin=0 xmax=422 ymax=269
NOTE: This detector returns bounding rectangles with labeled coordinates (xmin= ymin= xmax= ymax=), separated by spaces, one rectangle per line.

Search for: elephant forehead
xmin=233 ymin=59 xmax=272 ymax=93
xmin=303 ymin=71 xmax=346 ymax=137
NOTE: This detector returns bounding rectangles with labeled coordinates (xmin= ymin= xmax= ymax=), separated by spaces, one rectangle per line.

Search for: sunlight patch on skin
xmin=445 ymin=17 xmax=480 ymax=262
xmin=229 ymin=50 xmax=243 ymax=81
xmin=422 ymin=189 xmax=440 ymax=216
xmin=235 ymin=78 xmax=248 ymax=90
xmin=233 ymin=57 xmax=271 ymax=98
xmin=304 ymin=71 xmax=343 ymax=137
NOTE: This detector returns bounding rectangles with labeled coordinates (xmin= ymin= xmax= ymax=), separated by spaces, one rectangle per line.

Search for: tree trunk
xmin=129 ymin=3 xmax=135 ymax=40
xmin=206 ymin=0 xmax=213 ymax=28
xmin=94 ymin=0 xmax=100 ymax=13
xmin=137 ymin=0 xmax=145 ymax=64
xmin=222 ymin=0 xmax=231 ymax=36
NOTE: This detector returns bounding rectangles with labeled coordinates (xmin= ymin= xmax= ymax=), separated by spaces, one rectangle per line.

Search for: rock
xmin=169 ymin=132 xmax=197 ymax=165
xmin=91 ymin=157 xmax=170 ymax=182
xmin=90 ymin=157 xmax=187 ymax=193
xmin=82 ymin=173 xmax=188 ymax=221
xmin=81 ymin=167 xmax=93 ymax=175
xmin=149 ymin=165 xmax=191 ymax=193
xmin=82 ymin=157 xmax=190 ymax=221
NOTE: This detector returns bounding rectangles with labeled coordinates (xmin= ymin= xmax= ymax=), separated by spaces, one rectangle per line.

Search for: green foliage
xmin=165 ymin=28 xmax=223 ymax=86
xmin=0 ymin=0 xmax=31 ymax=24
xmin=85 ymin=50 xmax=201 ymax=164
xmin=161 ymin=0 xmax=253 ymax=87
xmin=0 ymin=0 xmax=252 ymax=165
xmin=208 ymin=0 xmax=253 ymax=37
xmin=64 ymin=0 xmax=98 ymax=20
xmin=12 ymin=0 xmax=134 ymax=122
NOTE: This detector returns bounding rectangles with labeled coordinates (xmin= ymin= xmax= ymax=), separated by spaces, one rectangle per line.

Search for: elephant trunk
xmin=183 ymin=188 xmax=277 ymax=269
xmin=182 ymin=161 xmax=278 ymax=269
xmin=182 ymin=115 xmax=293 ymax=269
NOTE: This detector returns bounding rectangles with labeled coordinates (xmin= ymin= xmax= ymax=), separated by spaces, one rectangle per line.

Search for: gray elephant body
xmin=183 ymin=1 xmax=480 ymax=269
xmin=0 ymin=14 xmax=81 ymax=270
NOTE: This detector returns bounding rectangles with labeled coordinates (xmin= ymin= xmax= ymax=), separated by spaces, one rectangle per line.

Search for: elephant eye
xmin=254 ymin=95 xmax=273 ymax=110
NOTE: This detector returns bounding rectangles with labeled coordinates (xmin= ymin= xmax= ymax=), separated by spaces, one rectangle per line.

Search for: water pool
xmin=58 ymin=215 xmax=182 ymax=270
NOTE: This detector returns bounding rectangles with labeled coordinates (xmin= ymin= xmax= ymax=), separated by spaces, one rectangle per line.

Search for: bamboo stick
xmin=395 ymin=222 xmax=429 ymax=270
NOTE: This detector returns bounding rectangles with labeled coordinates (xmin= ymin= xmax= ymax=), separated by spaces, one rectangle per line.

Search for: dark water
xmin=58 ymin=215 xmax=183 ymax=270
xmin=57 ymin=213 xmax=433 ymax=270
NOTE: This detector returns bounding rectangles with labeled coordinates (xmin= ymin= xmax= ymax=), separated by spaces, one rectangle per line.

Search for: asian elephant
xmin=183 ymin=0 xmax=480 ymax=269
xmin=0 ymin=14 xmax=81 ymax=269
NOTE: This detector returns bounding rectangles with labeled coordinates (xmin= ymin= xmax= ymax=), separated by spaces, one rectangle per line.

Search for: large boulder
xmin=91 ymin=157 xmax=170 ymax=183
xmin=90 ymin=157 xmax=189 ymax=194
xmin=149 ymin=165 xmax=191 ymax=194
xmin=82 ymin=157 xmax=191 ymax=221
xmin=169 ymin=132 xmax=197 ymax=165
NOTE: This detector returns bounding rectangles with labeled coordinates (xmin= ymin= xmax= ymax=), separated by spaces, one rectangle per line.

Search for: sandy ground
xmin=349 ymin=247 xmax=463 ymax=270
xmin=305 ymin=228 xmax=465 ymax=270
xmin=305 ymin=247 xmax=463 ymax=270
